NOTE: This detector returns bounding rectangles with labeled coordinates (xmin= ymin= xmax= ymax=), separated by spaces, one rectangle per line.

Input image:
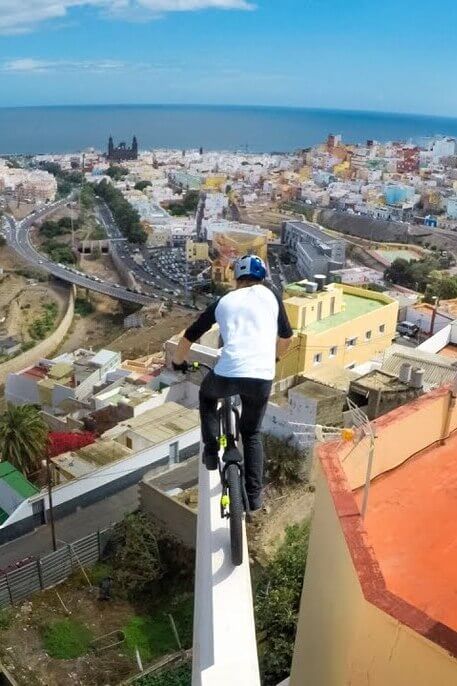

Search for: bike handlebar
xmin=172 ymin=360 xmax=213 ymax=374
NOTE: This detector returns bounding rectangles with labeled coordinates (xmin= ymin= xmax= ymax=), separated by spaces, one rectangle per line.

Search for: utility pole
xmin=185 ymin=251 xmax=190 ymax=306
xmin=429 ymin=293 xmax=440 ymax=336
xmin=45 ymin=454 xmax=57 ymax=552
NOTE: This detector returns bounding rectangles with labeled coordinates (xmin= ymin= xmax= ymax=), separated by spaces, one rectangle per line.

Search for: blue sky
xmin=0 ymin=0 xmax=457 ymax=115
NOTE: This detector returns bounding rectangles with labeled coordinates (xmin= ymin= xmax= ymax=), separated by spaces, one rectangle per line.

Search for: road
xmin=0 ymin=485 xmax=139 ymax=568
xmin=2 ymin=200 xmax=156 ymax=306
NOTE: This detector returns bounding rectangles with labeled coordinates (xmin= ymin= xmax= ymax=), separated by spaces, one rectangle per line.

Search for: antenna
xmin=347 ymin=398 xmax=376 ymax=518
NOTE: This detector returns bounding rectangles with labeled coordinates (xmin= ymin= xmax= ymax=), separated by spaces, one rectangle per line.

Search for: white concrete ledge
xmin=192 ymin=457 xmax=261 ymax=685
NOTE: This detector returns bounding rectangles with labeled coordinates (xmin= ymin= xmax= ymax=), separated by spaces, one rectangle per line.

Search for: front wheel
xmin=226 ymin=464 xmax=243 ymax=566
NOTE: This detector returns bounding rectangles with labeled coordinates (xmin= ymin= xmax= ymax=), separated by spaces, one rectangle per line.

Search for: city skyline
xmin=0 ymin=0 xmax=456 ymax=117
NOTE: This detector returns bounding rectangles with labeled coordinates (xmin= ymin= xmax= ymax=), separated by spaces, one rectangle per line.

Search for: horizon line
xmin=0 ymin=102 xmax=457 ymax=122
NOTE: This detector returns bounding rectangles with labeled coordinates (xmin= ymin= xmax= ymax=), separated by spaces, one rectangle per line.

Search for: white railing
xmin=192 ymin=457 xmax=261 ymax=686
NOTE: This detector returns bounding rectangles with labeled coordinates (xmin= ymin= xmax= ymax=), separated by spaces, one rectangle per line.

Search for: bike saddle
xmin=222 ymin=446 xmax=243 ymax=464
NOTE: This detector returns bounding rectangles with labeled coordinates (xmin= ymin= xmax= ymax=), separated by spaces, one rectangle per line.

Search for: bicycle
xmin=181 ymin=360 xmax=249 ymax=566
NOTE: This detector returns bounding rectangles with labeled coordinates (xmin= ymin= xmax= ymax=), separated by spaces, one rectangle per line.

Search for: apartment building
xmin=281 ymin=221 xmax=345 ymax=279
xmin=278 ymin=280 xmax=398 ymax=379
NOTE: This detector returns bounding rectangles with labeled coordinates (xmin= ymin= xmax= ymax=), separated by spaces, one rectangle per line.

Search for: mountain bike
xmin=185 ymin=361 xmax=249 ymax=566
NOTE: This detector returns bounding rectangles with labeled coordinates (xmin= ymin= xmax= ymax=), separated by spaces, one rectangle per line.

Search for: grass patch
xmin=88 ymin=561 xmax=113 ymax=585
xmin=135 ymin=663 xmax=191 ymax=685
xmin=43 ymin=618 xmax=94 ymax=659
xmin=124 ymin=616 xmax=176 ymax=663
xmin=123 ymin=595 xmax=193 ymax=664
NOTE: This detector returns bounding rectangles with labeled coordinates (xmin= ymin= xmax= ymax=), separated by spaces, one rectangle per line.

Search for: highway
xmin=1 ymin=200 xmax=157 ymax=306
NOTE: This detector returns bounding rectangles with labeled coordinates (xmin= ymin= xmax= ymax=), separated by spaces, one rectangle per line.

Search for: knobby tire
xmin=226 ymin=463 xmax=243 ymax=566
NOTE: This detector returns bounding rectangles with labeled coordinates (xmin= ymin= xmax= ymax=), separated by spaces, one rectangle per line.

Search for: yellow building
xmin=333 ymin=160 xmax=351 ymax=178
xmin=290 ymin=384 xmax=457 ymax=686
xmin=204 ymin=176 xmax=227 ymax=191
xmin=211 ymin=230 xmax=268 ymax=286
xmin=277 ymin=282 xmax=398 ymax=379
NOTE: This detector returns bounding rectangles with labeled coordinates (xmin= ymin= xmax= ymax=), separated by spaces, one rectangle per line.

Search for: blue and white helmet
xmin=233 ymin=254 xmax=267 ymax=281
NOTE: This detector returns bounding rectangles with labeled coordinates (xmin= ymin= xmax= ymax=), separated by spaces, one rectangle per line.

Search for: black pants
xmin=199 ymin=371 xmax=272 ymax=510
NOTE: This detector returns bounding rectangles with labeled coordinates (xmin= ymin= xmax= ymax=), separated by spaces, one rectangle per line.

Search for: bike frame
xmin=218 ymin=397 xmax=250 ymax=518
xmin=186 ymin=362 xmax=250 ymax=518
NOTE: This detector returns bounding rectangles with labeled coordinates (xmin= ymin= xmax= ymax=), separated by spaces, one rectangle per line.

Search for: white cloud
xmin=0 ymin=0 xmax=255 ymax=34
xmin=2 ymin=58 xmax=137 ymax=73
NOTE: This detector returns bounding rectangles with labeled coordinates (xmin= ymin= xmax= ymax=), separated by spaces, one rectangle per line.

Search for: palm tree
xmin=0 ymin=405 xmax=48 ymax=477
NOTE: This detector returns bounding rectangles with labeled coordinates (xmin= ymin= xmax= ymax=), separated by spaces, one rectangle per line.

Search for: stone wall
xmin=0 ymin=286 xmax=75 ymax=387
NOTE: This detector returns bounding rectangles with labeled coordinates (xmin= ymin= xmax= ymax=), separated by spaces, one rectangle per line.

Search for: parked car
xmin=396 ymin=321 xmax=419 ymax=337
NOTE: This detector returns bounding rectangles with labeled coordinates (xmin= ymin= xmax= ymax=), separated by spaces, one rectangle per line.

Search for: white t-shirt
xmin=185 ymin=284 xmax=293 ymax=380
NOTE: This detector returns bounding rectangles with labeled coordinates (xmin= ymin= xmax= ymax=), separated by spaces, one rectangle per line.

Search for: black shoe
xmin=203 ymin=447 xmax=218 ymax=471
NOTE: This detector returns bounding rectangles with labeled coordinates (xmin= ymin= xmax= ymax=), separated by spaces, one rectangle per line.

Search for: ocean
xmin=1 ymin=104 xmax=457 ymax=155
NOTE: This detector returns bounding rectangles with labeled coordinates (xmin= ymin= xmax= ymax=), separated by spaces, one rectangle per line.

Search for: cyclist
xmin=172 ymin=254 xmax=293 ymax=512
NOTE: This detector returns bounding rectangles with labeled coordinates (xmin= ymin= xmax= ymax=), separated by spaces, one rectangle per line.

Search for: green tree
xmin=426 ymin=271 xmax=457 ymax=301
xmin=134 ymin=180 xmax=152 ymax=191
xmin=93 ymin=180 xmax=147 ymax=244
xmin=106 ymin=165 xmax=129 ymax=181
xmin=0 ymin=405 xmax=48 ymax=477
xmin=80 ymin=183 xmax=95 ymax=209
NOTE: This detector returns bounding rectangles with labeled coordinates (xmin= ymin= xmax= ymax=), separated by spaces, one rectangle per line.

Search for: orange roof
xmin=22 ymin=365 xmax=47 ymax=380
xmin=439 ymin=344 xmax=457 ymax=360
xmin=318 ymin=387 xmax=457 ymax=659
xmin=354 ymin=433 xmax=457 ymax=633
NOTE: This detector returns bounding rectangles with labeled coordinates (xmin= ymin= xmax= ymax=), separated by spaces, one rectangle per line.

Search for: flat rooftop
xmin=305 ymin=293 xmax=384 ymax=334
xmin=354 ymin=431 xmax=457 ymax=632
xmin=118 ymin=402 xmax=200 ymax=447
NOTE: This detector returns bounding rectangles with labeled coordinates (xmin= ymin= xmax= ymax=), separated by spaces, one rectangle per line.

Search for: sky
xmin=0 ymin=0 xmax=457 ymax=115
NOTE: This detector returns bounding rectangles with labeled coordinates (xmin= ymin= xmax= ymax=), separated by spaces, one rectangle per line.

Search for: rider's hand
xmin=172 ymin=360 xmax=188 ymax=373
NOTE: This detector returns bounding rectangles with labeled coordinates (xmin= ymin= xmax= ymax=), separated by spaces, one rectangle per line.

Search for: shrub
xmin=28 ymin=302 xmax=58 ymax=340
xmin=74 ymin=297 xmax=94 ymax=317
xmin=108 ymin=513 xmax=195 ymax=600
xmin=263 ymin=434 xmax=309 ymax=489
xmin=255 ymin=521 xmax=310 ymax=685
xmin=43 ymin=619 xmax=93 ymax=659
xmin=109 ymin=513 xmax=164 ymax=599
xmin=135 ymin=663 xmax=191 ymax=686
xmin=135 ymin=180 xmax=152 ymax=192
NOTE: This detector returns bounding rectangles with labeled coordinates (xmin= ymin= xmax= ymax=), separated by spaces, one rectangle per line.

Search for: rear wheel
xmin=226 ymin=464 xmax=243 ymax=566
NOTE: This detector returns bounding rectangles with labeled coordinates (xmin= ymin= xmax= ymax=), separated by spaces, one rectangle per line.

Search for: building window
xmin=379 ymin=324 xmax=385 ymax=333
xmin=313 ymin=353 xmax=322 ymax=365
xmin=366 ymin=330 xmax=372 ymax=340
xmin=329 ymin=346 xmax=337 ymax=357
xmin=169 ymin=441 xmax=179 ymax=464
xmin=317 ymin=301 xmax=323 ymax=321
xmin=126 ymin=436 xmax=132 ymax=450
xmin=346 ymin=337 xmax=357 ymax=348
xmin=330 ymin=297 xmax=335 ymax=315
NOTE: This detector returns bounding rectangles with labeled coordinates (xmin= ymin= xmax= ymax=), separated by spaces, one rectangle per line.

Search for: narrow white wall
xmin=417 ymin=324 xmax=451 ymax=353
